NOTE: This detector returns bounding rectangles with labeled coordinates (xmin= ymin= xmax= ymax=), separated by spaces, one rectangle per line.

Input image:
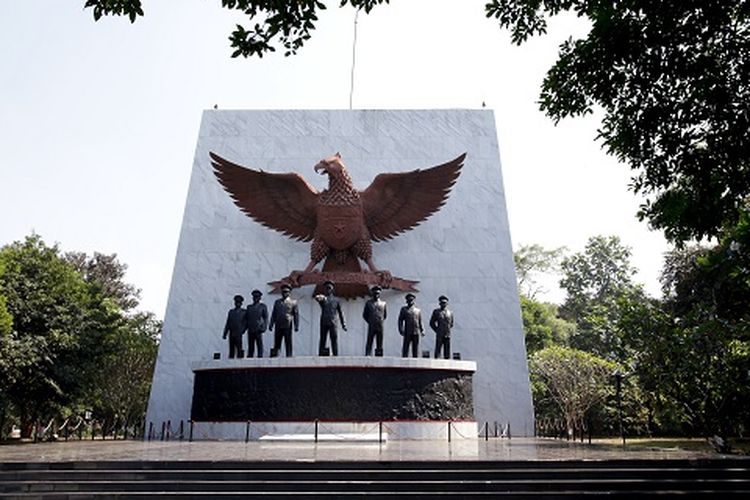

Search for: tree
xmin=520 ymin=295 xmax=574 ymax=354
xmin=530 ymin=346 xmax=618 ymax=437
xmin=560 ymin=236 xmax=637 ymax=319
xmin=65 ymin=251 xmax=141 ymax=312
xmin=0 ymin=235 xmax=121 ymax=435
xmin=514 ymin=244 xmax=566 ymax=299
xmin=486 ymin=0 xmax=750 ymax=243
xmin=558 ymin=235 xmax=644 ymax=361
xmin=649 ymin=204 xmax=750 ymax=438
xmin=89 ymin=312 xmax=160 ymax=428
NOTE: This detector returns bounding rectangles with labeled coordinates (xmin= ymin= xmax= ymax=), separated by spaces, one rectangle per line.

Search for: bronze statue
xmin=430 ymin=295 xmax=454 ymax=359
xmin=269 ymin=284 xmax=299 ymax=357
xmin=398 ymin=293 xmax=424 ymax=358
xmin=314 ymin=280 xmax=347 ymax=355
xmin=222 ymin=294 xmax=247 ymax=359
xmin=211 ymin=151 xmax=464 ymax=297
xmin=362 ymin=285 xmax=387 ymax=356
xmin=245 ymin=289 xmax=268 ymax=357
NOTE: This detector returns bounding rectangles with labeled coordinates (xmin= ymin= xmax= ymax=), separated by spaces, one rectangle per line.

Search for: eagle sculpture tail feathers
xmin=315 ymin=253 xmax=369 ymax=298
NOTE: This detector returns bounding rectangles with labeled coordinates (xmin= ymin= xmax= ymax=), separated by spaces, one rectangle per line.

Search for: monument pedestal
xmin=190 ymin=356 xmax=477 ymax=440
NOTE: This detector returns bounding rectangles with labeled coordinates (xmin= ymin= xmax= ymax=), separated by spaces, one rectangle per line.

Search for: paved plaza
xmin=0 ymin=438 xmax=728 ymax=463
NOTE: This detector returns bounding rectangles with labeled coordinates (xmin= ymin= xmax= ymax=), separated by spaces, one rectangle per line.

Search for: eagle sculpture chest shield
xmin=317 ymin=204 xmax=364 ymax=250
xmin=210 ymin=151 xmax=465 ymax=297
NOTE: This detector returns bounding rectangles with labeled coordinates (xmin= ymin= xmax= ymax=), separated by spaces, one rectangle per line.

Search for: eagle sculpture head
xmin=313 ymin=152 xmax=345 ymax=177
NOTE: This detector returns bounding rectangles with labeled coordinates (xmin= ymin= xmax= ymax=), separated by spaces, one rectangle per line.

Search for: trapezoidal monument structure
xmin=146 ymin=109 xmax=534 ymax=437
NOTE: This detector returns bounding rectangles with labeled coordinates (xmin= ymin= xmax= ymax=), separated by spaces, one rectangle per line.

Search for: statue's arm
xmin=429 ymin=310 xmax=439 ymax=333
xmin=337 ymin=301 xmax=346 ymax=330
xmin=293 ymin=303 xmax=300 ymax=331
xmin=362 ymin=302 xmax=370 ymax=322
xmin=268 ymin=303 xmax=276 ymax=331
xmin=398 ymin=308 xmax=405 ymax=335
xmin=222 ymin=312 xmax=230 ymax=339
xmin=261 ymin=304 xmax=269 ymax=331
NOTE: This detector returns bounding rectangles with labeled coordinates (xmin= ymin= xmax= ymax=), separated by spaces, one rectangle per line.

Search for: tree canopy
xmin=486 ymin=0 xmax=750 ymax=243
xmin=0 ymin=234 xmax=159 ymax=437
xmin=84 ymin=0 xmax=388 ymax=57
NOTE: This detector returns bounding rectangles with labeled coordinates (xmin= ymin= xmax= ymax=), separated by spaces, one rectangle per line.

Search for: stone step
xmin=3 ymin=478 xmax=750 ymax=494
xmin=0 ymin=460 xmax=747 ymax=498
xmin=2 ymin=467 xmax=749 ymax=481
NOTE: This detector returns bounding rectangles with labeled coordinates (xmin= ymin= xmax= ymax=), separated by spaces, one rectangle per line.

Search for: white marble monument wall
xmin=146 ymin=109 xmax=534 ymax=436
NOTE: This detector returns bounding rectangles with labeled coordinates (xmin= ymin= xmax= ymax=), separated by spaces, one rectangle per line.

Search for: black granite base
xmin=191 ymin=366 xmax=474 ymax=421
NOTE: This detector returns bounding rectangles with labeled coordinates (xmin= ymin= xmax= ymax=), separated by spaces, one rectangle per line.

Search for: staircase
xmin=1 ymin=459 xmax=749 ymax=498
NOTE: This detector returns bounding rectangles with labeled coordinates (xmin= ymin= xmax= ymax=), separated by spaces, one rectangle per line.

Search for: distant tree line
xmin=0 ymin=234 xmax=159 ymax=439
xmin=518 ymin=203 xmax=750 ymax=448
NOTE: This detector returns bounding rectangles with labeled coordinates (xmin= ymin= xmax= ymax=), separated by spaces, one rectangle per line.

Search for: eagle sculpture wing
xmin=361 ymin=153 xmax=465 ymax=242
xmin=210 ymin=152 xmax=319 ymax=242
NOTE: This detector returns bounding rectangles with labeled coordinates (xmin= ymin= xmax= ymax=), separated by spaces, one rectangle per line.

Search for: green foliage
xmin=84 ymin=0 xmax=144 ymax=23
xmin=514 ymin=244 xmax=566 ymax=299
xmin=648 ymin=206 xmax=750 ymax=437
xmin=486 ymin=0 xmax=750 ymax=243
xmin=0 ymin=295 xmax=11 ymax=338
xmin=0 ymin=235 xmax=94 ymax=426
xmin=559 ymin=235 xmax=643 ymax=362
xmin=89 ymin=312 xmax=160 ymax=426
xmin=84 ymin=0 xmax=390 ymax=58
xmin=530 ymin=346 xmax=619 ymax=434
xmin=0 ymin=234 xmax=159 ymax=437
xmin=520 ymin=295 xmax=574 ymax=353
xmin=65 ymin=251 xmax=141 ymax=312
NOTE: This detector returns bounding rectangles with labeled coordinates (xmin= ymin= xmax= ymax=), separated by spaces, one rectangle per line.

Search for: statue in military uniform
xmin=269 ymin=284 xmax=299 ymax=357
xmin=245 ymin=289 xmax=268 ymax=357
xmin=222 ymin=294 xmax=247 ymax=358
xmin=398 ymin=293 xmax=424 ymax=358
xmin=430 ymin=295 xmax=454 ymax=359
xmin=362 ymin=285 xmax=387 ymax=356
xmin=314 ymin=280 xmax=347 ymax=356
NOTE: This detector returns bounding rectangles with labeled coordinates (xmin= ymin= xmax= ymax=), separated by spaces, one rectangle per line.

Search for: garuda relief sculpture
xmin=210 ymin=151 xmax=465 ymax=298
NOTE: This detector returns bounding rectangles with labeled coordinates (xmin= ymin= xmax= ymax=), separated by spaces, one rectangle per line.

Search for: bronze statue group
xmin=222 ymin=281 xmax=455 ymax=360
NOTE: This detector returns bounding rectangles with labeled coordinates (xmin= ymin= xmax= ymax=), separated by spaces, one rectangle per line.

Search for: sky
xmin=0 ymin=0 xmax=669 ymax=316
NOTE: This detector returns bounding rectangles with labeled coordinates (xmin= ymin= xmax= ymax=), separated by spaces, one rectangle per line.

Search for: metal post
xmin=166 ymin=420 xmax=171 ymax=442
xmin=245 ymin=421 xmax=250 ymax=443
xmin=447 ymin=421 xmax=452 ymax=442
xmin=507 ymin=421 xmax=511 ymax=439
xmin=179 ymin=420 xmax=184 ymax=441
xmin=33 ymin=420 xmax=39 ymax=443
xmin=494 ymin=421 xmax=498 ymax=438
xmin=314 ymin=419 xmax=319 ymax=443
xmin=379 ymin=421 xmax=383 ymax=444
xmin=147 ymin=422 xmax=153 ymax=441
xmin=614 ymin=370 xmax=626 ymax=446
xmin=160 ymin=421 xmax=166 ymax=441
xmin=485 ymin=422 xmax=489 ymax=441
xmin=189 ymin=420 xmax=194 ymax=442
xmin=91 ymin=421 xmax=96 ymax=441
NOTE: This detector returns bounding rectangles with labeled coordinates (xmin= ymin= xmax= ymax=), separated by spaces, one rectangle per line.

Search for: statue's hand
xmin=342 ymin=325 xmax=348 ymax=332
